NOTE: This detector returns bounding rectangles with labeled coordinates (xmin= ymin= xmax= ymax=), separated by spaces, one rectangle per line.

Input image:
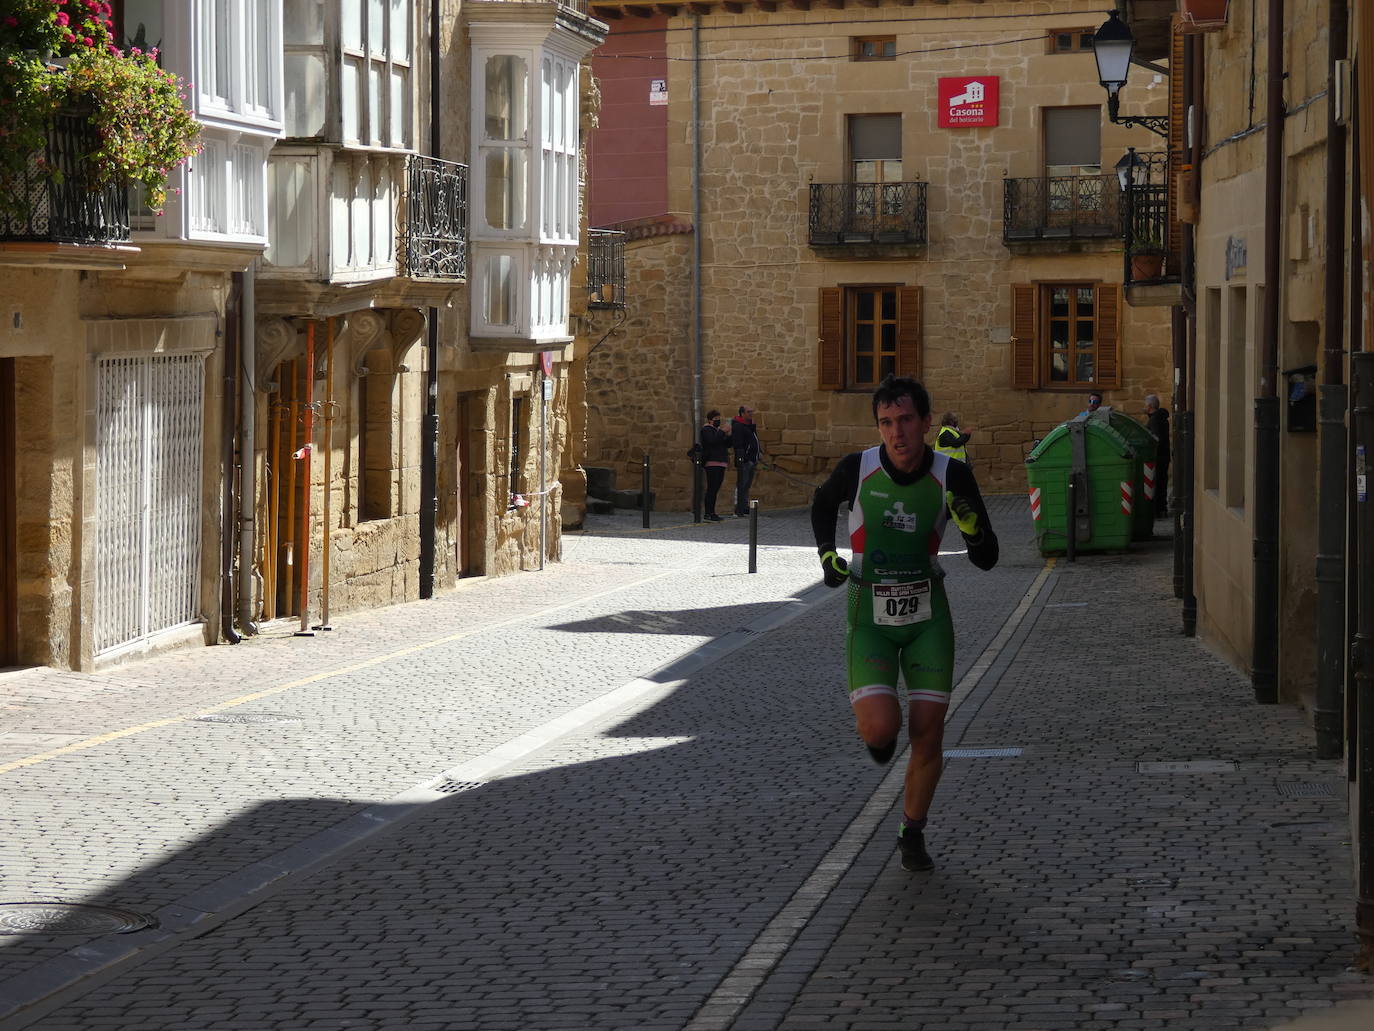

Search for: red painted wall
xmin=588 ymin=16 xmax=668 ymax=228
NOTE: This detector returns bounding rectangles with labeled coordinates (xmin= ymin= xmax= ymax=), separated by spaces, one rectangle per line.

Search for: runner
xmin=810 ymin=375 xmax=998 ymax=871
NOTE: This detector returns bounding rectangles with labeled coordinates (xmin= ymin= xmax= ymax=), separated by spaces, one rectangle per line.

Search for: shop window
xmin=817 ymin=286 xmax=922 ymax=390
xmin=1010 ymin=282 xmax=1121 ymax=390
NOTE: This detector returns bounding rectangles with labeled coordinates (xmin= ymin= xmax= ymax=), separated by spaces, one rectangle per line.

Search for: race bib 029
xmin=872 ymin=579 xmax=932 ymax=627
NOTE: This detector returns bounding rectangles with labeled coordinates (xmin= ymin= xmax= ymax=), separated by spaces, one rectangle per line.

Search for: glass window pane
xmin=368 ymin=64 xmax=383 ymax=145
xmin=486 ymin=255 xmax=514 ymax=325
xmin=883 ymin=39 xmax=896 ymax=57
xmin=486 ymin=56 xmax=529 ymax=141
xmin=284 ymin=53 xmax=327 ymax=137
xmin=341 ymin=59 xmax=362 ymax=143
xmin=1050 ymin=320 xmax=1068 ymax=347
xmin=880 ymin=289 xmax=896 ymax=320
xmin=1077 ymin=353 xmax=1095 ymax=381
xmin=1051 ymin=351 xmax=1069 ymax=381
xmin=855 ymin=323 xmax=873 ymax=353
xmin=1050 ymin=287 xmax=1069 ymax=318
xmin=855 ymin=355 xmax=874 ymax=384
xmin=1077 ymin=286 xmax=1094 ymax=311
xmin=485 ymin=149 xmax=527 ymax=230
xmin=881 ymin=322 xmax=896 ymax=351
xmin=856 ymin=291 xmax=874 ymax=320
xmin=369 ymin=0 xmax=385 ymax=54
xmin=284 ymin=0 xmax=324 ymax=45
xmin=342 ymin=0 xmax=363 ymax=50
xmin=853 ymin=161 xmax=877 ymax=185
xmin=389 ymin=0 xmax=409 ymax=60
xmin=1076 ymin=319 xmax=1094 ymax=345
xmin=880 ymin=355 xmax=896 ymax=379
xmin=120 ymin=0 xmax=164 ymax=51
xmin=389 ymin=67 xmax=408 ymax=147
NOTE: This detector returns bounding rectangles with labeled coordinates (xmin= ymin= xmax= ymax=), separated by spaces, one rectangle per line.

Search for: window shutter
xmin=896 ymin=286 xmax=922 ymax=378
xmin=1094 ymin=282 xmax=1122 ymax=388
xmin=818 ymin=288 xmax=843 ymax=389
xmin=1011 ymin=283 xmax=1037 ymax=388
xmin=1167 ymin=18 xmax=1186 ymax=257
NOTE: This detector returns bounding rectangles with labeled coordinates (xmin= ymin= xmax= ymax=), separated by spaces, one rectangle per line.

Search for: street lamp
xmin=1114 ymin=147 xmax=1147 ymax=191
xmin=1093 ymin=9 xmax=1168 ymax=137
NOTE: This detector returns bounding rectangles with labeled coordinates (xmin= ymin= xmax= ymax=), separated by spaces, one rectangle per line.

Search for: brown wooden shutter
xmin=1010 ymin=283 xmax=1037 ymax=388
xmin=1094 ymin=282 xmax=1122 ymax=389
xmin=896 ymin=286 xmax=922 ymax=378
xmin=1167 ymin=17 xmax=1186 ymax=258
xmin=818 ymin=287 xmax=843 ymax=389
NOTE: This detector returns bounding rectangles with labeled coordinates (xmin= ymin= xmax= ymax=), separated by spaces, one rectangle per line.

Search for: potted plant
xmin=0 ymin=0 xmax=199 ymax=229
xmin=1130 ymin=233 xmax=1166 ymax=281
xmin=1180 ymin=0 xmax=1229 ymax=33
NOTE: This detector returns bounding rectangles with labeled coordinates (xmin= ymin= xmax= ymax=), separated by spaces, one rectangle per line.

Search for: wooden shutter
xmin=1010 ymin=283 xmax=1037 ymax=388
xmin=818 ymin=287 xmax=843 ymax=389
xmin=1167 ymin=17 xmax=1186 ymax=258
xmin=896 ymin=286 xmax=922 ymax=378
xmin=1094 ymin=282 xmax=1122 ymax=388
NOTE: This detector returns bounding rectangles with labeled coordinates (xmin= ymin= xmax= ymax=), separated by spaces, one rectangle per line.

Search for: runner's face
xmin=876 ymin=396 xmax=932 ymax=471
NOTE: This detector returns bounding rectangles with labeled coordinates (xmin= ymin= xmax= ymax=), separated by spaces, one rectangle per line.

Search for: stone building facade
xmin=585 ymin=0 xmax=1174 ymax=511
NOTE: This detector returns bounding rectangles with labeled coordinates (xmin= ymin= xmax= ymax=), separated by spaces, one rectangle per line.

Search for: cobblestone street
xmin=0 ymin=498 xmax=1370 ymax=1030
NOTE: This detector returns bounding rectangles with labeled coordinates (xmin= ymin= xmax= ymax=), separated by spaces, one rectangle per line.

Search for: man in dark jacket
xmin=699 ymin=409 xmax=731 ymax=521
xmin=1145 ymin=393 xmax=1171 ymax=518
xmin=730 ymin=405 xmax=762 ymax=517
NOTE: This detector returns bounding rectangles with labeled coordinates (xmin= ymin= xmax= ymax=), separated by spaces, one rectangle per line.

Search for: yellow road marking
xmin=0 ymin=566 xmax=678 ymax=776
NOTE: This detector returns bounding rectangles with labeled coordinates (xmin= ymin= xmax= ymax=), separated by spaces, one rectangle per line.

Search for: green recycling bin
xmin=1024 ymin=415 xmax=1136 ymax=555
xmin=1097 ymin=408 xmax=1158 ymax=541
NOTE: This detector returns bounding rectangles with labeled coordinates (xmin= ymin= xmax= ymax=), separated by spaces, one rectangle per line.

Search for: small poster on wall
xmin=649 ymin=79 xmax=667 ymax=106
xmin=937 ymin=76 xmax=999 ymax=128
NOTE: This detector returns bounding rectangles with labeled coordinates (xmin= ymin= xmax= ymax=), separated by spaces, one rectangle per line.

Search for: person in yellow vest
xmin=934 ymin=412 xmax=973 ymax=468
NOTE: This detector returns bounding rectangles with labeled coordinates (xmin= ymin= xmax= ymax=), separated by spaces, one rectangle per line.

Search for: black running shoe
xmin=898 ymin=829 xmax=934 ymax=872
xmin=866 ymin=740 xmax=897 ymax=765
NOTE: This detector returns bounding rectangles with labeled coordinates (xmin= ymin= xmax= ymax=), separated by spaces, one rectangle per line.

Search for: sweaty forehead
xmin=876 ymin=398 xmax=920 ymax=419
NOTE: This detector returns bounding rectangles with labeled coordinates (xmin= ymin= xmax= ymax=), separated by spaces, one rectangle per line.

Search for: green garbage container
xmin=1097 ymin=408 xmax=1158 ymax=541
xmin=1024 ymin=415 xmax=1136 ymax=555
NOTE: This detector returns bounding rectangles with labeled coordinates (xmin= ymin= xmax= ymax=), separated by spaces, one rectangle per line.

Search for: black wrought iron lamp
xmin=1093 ymin=9 xmax=1168 ymax=137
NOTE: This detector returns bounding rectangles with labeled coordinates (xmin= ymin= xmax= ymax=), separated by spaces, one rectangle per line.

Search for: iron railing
xmin=808 ymin=182 xmax=927 ymax=246
xmin=587 ymin=228 xmax=626 ymax=308
xmin=401 ymin=155 xmax=468 ymax=280
xmin=1121 ymin=151 xmax=1174 ymax=285
xmin=0 ymin=110 xmax=129 ymax=245
xmin=1003 ymin=174 xmax=1122 ymax=241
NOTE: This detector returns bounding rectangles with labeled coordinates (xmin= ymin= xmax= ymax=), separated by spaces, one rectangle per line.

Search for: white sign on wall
xmin=649 ymin=79 xmax=667 ymax=106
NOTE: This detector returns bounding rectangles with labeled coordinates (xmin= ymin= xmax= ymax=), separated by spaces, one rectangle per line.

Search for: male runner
xmin=810 ymin=376 xmax=998 ymax=871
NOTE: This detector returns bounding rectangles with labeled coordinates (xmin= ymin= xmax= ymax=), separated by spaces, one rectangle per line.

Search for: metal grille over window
xmin=402 ymin=156 xmax=468 ymax=280
xmin=95 ymin=354 xmax=206 ymax=654
xmin=587 ymin=229 xmax=626 ymax=308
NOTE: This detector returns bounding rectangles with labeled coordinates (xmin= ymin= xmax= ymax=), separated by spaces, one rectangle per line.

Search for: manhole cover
xmin=1276 ymin=782 xmax=1335 ymax=798
xmin=1136 ymin=760 xmax=1236 ymax=773
xmin=194 ymin=713 xmax=304 ymax=726
xmin=943 ymin=747 xmax=1023 ymax=758
xmin=0 ymin=903 xmax=155 ymax=936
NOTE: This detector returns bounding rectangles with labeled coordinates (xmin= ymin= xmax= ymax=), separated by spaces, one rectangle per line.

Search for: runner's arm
xmin=945 ymin=461 xmax=998 ymax=570
xmin=810 ymin=452 xmax=861 ymax=556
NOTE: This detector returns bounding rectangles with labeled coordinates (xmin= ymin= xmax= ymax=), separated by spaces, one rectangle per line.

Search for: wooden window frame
xmin=853 ymin=36 xmax=897 ymax=62
xmin=1046 ymin=28 xmax=1095 ymax=54
xmin=817 ymin=285 xmax=922 ymax=390
xmin=1010 ymin=281 xmax=1121 ymax=391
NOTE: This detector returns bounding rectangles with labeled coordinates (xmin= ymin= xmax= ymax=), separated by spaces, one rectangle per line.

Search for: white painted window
xmin=196 ymin=0 xmax=283 ymax=131
xmin=340 ymin=0 xmax=411 ymax=149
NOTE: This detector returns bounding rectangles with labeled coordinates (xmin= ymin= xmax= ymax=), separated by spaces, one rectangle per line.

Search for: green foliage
xmin=0 ymin=0 xmax=200 ymax=220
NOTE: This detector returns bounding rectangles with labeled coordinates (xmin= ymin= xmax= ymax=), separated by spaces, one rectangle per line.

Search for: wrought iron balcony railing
xmin=1123 ymin=181 xmax=1174 ymax=285
xmin=809 ymin=182 xmax=927 ymax=246
xmin=1003 ymin=174 xmax=1122 ymax=242
xmin=0 ymin=110 xmax=130 ymax=246
xmin=400 ymin=155 xmax=468 ymax=281
xmin=587 ymin=228 xmax=626 ymax=309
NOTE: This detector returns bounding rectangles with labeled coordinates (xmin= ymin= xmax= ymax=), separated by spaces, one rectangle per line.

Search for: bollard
xmin=748 ymin=499 xmax=759 ymax=573
xmin=641 ymin=452 xmax=651 ymax=529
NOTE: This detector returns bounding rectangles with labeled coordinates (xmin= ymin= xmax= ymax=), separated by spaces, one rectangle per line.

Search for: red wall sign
xmin=937 ymin=76 xmax=1000 ymax=128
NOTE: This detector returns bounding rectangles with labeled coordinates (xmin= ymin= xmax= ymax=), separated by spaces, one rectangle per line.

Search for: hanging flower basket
xmin=1179 ymin=0 xmax=1229 ymax=33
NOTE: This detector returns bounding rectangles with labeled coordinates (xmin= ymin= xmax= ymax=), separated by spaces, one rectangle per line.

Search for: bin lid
xmin=1095 ymin=408 xmax=1158 ymax=458
xmin=1026 ymin=414 xmax=1134 ymax=464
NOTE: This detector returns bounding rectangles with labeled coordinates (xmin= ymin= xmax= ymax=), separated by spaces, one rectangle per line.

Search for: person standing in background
xmin=933 ymin=412 xmax=973 ymax=469
xmin=699 ymin=410 xmax=731 ymax=522
xmin=730 ymin=405 xmax=762 ymax=517
xmin=1144 ymin=393 xmax=1171 ymax=518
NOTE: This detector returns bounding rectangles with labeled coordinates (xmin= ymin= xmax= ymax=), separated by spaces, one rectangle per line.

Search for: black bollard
xmin=748 ymin=499 xmax=759 ymax=573
xmin=641 ymin=452 xmax=651 ymax=529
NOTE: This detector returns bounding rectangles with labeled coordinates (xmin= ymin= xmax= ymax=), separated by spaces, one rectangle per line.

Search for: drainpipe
xmin=1179 ymin=31 xmax=1202 ymax=637
xmin=690 ymin=15 xmax=703 ymax=436
xmin=221 ymin=273 xmax=242 ymax=645
xmin=239 ymin=261 xmax=258 ymax=634
xmin=1251 ymin=0 xmax=1284 ymax=705
xmin=1315 ymin=0 xmax=1350 ymax=757
xmin=419 ymin=0 xmax=441 ymax=598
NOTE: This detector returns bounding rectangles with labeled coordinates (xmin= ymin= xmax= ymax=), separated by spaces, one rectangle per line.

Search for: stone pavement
xmin=0 ymin=496 xmax=1370 ymax=1030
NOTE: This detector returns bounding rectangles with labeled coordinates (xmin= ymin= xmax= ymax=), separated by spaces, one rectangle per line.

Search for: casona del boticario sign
xmin=937 ymin=76 xmax=999 ymax=128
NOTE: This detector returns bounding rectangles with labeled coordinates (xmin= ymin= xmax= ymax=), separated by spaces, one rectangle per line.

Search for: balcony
xmin=401 ymin=156 xmax=469 ymax=282
xmin=1123 ymin=181 xmax=1183 ymax=305
xmin=0 ymin=111 xmax=130 ymax=255
xmin=808 ymin=182 xmax=927 ymax=256
xmin=586 ymin=229 xmax=626 ymax=309
xmin=1003 ymin=174 xmax=1122 ymax=249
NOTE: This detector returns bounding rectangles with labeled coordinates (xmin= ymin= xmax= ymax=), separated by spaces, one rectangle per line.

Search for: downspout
xmin=1252 ymin=0 xmax=1285 ymax=705
xmin=221 ymin=272 xmax=242 ymax=644
xmin=1178 ymin=30 xmax=1203 ymax=637
xmin=690 ymin=15 xmax=703 ymax=436
xmin=239 ymin=261 xmax=258 ymax=633
xmin=419 ymin=0 xmax=441 ymax=598
xmin=1315 ymin=0 xmax=1350 ymax=757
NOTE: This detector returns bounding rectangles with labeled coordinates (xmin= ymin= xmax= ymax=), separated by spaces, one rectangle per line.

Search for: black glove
xmin=820 ymin=550 xmax=849 ymax=588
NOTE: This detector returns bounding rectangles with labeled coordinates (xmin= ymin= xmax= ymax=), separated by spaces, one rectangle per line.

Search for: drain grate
xmin=1136 ymin=760 xmax=1236 ymax=773
xmin=194 ymin=713 xmax=304 ymax=726
xmin=943 ymin=747 xmax=1023 ymax=758
xmin=1276 ymin=782 xmax=1336 ymax=798
xmin=0 ymin=902 xmax=155 ymax=936
xmin=426 ymin=778 xmax=484 ymax=795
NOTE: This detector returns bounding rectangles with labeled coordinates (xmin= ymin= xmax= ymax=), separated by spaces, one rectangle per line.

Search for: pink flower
xmin=55 ymin=11 xmax=69 ymax=24
xmin=82 ymin=36 xmax=93 ymax=46
xmin=1 ymin=15 xmax=16 ymax=27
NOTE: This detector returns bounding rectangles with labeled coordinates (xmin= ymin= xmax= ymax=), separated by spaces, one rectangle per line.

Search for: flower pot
xmin=1180 ymin=0 xmax=1229 ymax=33
xmin=1130 ymin=252 xmax=1165 ymax=281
